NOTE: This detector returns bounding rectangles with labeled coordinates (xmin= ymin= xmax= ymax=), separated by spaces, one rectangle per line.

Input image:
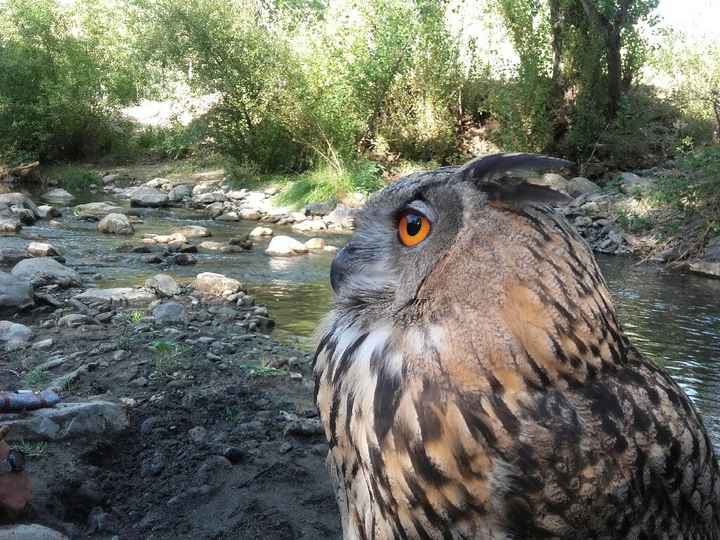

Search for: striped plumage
xmin=314 ymin=154 xmax=720 ymax=539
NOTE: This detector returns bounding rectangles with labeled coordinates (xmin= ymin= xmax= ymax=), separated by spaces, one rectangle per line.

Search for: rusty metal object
xmin=0 ymin=389 xmax=61 ymax=413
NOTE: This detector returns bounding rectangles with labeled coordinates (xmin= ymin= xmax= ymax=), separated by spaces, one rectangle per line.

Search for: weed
xmin=11 ymin=440 xmax=47 ymax=459
xmin=44 ymin=165 xmax=101 ymax=191
xmin=22 ymin=367 xmax=50 ymax=390
xmin=150 ymin=340 xmax=187 ymax=376
xmin=223 ymin=406 xmax=242 ymax=424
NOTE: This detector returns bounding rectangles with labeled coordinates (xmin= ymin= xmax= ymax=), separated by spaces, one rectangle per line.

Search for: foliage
xmin=22 ymin=367 xmax=50 ymax=390
xmin=11 ymin=440 xmax=48 ymax=459
xmin=150 ymin=339 xmax=187 ymax=375
xmin=0 ymin=0 xmax=142 ymax=161
xmin=44 ymin=165 xmax=101 ymax=191
xmin=276 ymin=160 xmax=384 ymax=207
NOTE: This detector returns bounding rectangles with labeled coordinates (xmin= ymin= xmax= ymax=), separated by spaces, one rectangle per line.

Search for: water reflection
xmin=598 ymin=256 xmax=720 ymax=451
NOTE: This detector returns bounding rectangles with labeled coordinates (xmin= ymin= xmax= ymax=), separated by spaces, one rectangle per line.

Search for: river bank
xmin=1 ymin=157 xmax=719 ymax=538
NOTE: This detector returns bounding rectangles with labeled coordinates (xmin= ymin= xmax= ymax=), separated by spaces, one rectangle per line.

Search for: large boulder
xmin=97 ymin=213 xmax=134 ymax=235
xmin=265 ymin=236 xmax=309 ymax=257
xmin=144 ymin=274 xmax=180 ymax=297
xmin=168 ymin=184 xmax=193 ymax=203
xmin=529 ymin=172 xmax=570 ymax=193
xmin=0 ymin=321 xmax=33 ymax=351
xmin=305 ymin=238 xmax=326 ymax=251
xmin=192 ymin=272 xmax=242 ymax=296
xmin=74 ymin=202 xmax=125 ymax=220
xmin=3 ymin=401 xmax=128 ymax=442
xmin=36 ymin=205 xmax=60 ymax=219
xmin=0 ymin=193 xmax=40 ymax=218
xmin=566 ymin=177 xmax=601 ymax=198
xmin=0 ymin=272 xmax=33 ymax=311
xmin=11 ymin=258 xmax=81 ymax=288
xmin=41 ymin=188 xmax=75 ymax=205
xmin=305 ymin=200 xmax=337 ymax=217
xmin=619 ymin=172 xmax=656 ymax=193
xmin=130 ymin=187 xmax=169 ymax=208
xmin=73 ymin=287 xmax=155 ymax=307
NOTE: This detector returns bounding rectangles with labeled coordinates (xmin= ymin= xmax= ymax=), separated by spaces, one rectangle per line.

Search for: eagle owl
xmin=313 ymin=153 xmax=720 ymax=539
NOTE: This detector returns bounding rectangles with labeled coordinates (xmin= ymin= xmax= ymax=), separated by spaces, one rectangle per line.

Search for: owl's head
xmin=330 ymin=153 xmax=578 ymax=328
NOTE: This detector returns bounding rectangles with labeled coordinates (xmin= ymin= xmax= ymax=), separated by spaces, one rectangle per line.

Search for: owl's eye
xmin=398 ymin=210 xmax=431 ymax=247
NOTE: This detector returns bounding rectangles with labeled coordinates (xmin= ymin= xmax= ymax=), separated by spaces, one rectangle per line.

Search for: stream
xmin=7 ymin=189 xmax=720 ymax=449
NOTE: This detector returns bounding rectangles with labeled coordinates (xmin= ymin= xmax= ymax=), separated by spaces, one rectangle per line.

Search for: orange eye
xmin=398 ymin=211 xmax=431 ymax=247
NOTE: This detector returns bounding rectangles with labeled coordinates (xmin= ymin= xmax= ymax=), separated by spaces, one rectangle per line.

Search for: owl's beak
xmin=330 ymin=244 xmax=353 ymax=294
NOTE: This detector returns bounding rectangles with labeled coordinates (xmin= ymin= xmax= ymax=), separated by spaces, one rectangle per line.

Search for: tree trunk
xmin=713 ymin=90 xmax=720 ymax=142
xmin=606 ymin=27 xmax=622 ymax=120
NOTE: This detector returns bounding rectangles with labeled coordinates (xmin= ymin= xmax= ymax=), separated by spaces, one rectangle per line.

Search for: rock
xmin=323 ymin=245 xmax=338 ymax=253
xmin=73 ymin=202 xmax=125 ymax=220
xmin=143 ymin=254 xmax=163 ymax=264
xmin=173 ymin=253 xmax=196 ymax=266
xmin=292 ymin=219 xmax=327 ymax=233
xmin=193 ymin=272 xmax=242 ymax=296
xmin=26 ymin=241 xmax=61 ymax=257
xmin=284 ymin=417 xmax=323 ymax=437
xmin=0 ymin=247 xmax=31 ymax=267
xmin=229 ymin=237 xmax=253 ymax=250
xmin=619 ymin=172 xmax=655 ymax=193
xmin=11 ymin=258 xmax=81 ymax=288
xmin=265 ymin=236 xmax=309 ymax=256
xmin=130 ymin=187 xmax=169 ymax=207
xmin=192 ymin=181 xmax=221 ymax=196
xmin=97 ymin=213 xmax=134 ymax=235
xmin=249 ymin=226 xmax=273 ymax=238
xmin=152 ymin=302 xmax=186 ymax=323
xmin=36 ymin=205 xmax=60 ymax=219
xmin=0 ymin=193 xmax=40 ymax=219
xmin=204 ymin=202 xmax=225 ymax=218
xmin=74 ymin=287 xmax=155 ymax=308
xmin=689 ymin=261 xmax=720 ymax=279
xmin=305 ymin=200 xmax=337 ymax=217
xmin=223 ymin=446 xmax=244 ymax=464
xmin=238 ymin=208 xmax=260 ymax=221
xmin=3 ymin=401 xmax=128 ymax=442
xmin=102 ymin=173 xmax=130 ymax=184
xmin=41 ymin=188 xmax=74 ymax=205
xmin=324 ymin=204 xmax=357 ymax=230
xmin=149 ymin=232 xmax=187 ymax=244
xmin=528 ymin=172 xmax=569 ymax=193
xmin=567 ymin=177 xmax=601 ymax=198
xmin=188 ymin=426 xmax=207 ymax=443
xmin=0 ymin=217 xmax=21 ymax=234
xmin=0 ymin=272 xmax=34 ymax=311
xmin=264 ymin=186 xmax=280 ymax=196
xmin=0 ymin=321 xmax=32 ymax=350
xmin=226 ymin=189 xmax=247 ymax=200
xmin=32 ymin=338 xmax=53 ymax=350
xmin=173 ymin=225 xmax=210 ymax=238
xmin=216 ymin=211 xmax=239 ymax=221
xmin=141 ymin=451 xmax=165 ymax=477
xmin=194 ymin=191 xmax=226 ymax=204
xmin=703 ymin=236 xmax=720 ymax=262
xmin=168 ymin=184 xmax=193 ymax=203
xmin=304 ymin=238 xmax=325 ymax=251
xmin=58 ymin=313 xmax=95 ymax=328
xmin=199 ymin=241 xmax=225 ymax=251
xmin=144 ymin=274 xmax=180 ymax=297
xmin=0 ymin=525 xmax=68 ymax=540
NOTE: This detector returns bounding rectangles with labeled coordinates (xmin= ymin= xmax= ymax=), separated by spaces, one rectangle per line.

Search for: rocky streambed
xmin=1 ymin=163 xmax=720 ymax=538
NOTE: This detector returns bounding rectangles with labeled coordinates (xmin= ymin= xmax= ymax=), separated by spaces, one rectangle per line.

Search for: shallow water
xmin=8 ymin=188 xmax=720 ymax=448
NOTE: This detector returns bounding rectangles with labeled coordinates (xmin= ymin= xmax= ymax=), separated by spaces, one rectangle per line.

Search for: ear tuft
xmin=455 ymin=153 xmax=575 ymax=206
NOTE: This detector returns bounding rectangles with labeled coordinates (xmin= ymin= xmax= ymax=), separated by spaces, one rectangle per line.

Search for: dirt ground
xmin=1 ymin=292 xmax=342 ymax=539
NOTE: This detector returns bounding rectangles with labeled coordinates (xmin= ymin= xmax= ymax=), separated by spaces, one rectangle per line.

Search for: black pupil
xmin=405 ymin=213 xmax=422 ymax=236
